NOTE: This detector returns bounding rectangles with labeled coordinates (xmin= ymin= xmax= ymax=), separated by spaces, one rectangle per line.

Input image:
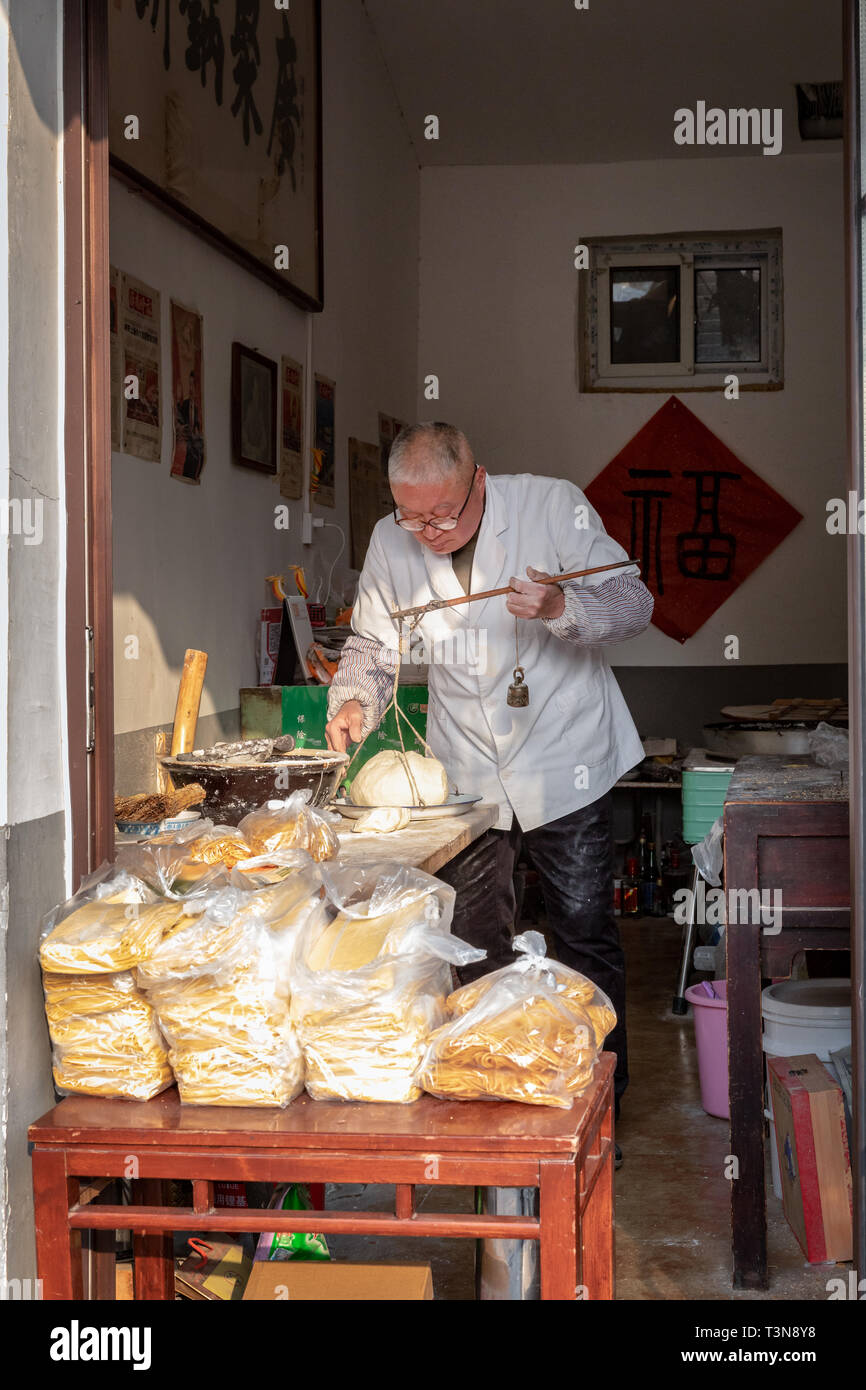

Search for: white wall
xmin=2 ymin=0 xmax=66 ymax=826
xmin=112 ymin=0 xmax=419 ymax=735
xmin=418 ymin=154 xmax=846 ymax=666
xmin=1 ymin=0 xmax=67 ymax=1284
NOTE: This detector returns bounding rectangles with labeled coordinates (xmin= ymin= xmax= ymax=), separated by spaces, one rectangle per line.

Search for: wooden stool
xmin=30 ymin=1053 xmax=615 ymax=1302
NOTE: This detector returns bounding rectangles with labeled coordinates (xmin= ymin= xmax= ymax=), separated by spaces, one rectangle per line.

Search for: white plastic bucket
xmin=762 ymin=979 xmax=851 ymax=1199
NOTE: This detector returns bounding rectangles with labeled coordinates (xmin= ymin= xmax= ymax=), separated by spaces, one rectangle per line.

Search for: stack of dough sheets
xmin=291 ymin=896 xmax=451 ymax=1103
xmin=146 ymin=966 xmax=304 ymax=1107
xmin=141 ymin=882 xmax=321 ymax=1106
xmin=134 ymin=901 xmax=244 ymax=989
xmin=39 ymin=896 xmax=189 ymax=975
xmin=42 ymin=970 xmax=172 ymax=1100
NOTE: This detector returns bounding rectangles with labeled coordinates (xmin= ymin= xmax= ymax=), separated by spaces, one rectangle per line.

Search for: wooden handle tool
xmin=170 ymin=649 xmax=208 ymax=756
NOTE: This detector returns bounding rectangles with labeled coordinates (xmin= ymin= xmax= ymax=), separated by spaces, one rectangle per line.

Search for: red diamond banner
xmin=584 ymin=396 xmax=803 ymax=643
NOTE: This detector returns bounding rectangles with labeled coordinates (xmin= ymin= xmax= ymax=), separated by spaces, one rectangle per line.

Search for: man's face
xmin=391 ymin=451 xmax=486 ymax=555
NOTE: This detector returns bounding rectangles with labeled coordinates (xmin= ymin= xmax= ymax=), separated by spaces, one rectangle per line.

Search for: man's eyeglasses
xmin=393 ymin=464 xmax=478 ymax=532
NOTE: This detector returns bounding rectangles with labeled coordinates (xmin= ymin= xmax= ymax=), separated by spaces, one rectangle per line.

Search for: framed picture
xmin=170 ymin=300 xmax=206 ymax=484
xmin=232 ymin=343 xmax=277 ymax=475
xmin=108 ymin=1 xmax=324 ymax=312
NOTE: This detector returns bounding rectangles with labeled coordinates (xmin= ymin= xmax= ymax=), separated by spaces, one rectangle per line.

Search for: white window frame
xmin=581 ymin=230 xmax=783 ymax=392
xmin=598 ymin=251 xmax=695 ymax=380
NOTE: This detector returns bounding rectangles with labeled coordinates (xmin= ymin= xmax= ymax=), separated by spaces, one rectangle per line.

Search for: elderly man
xmin=326 ymin=422 xmax=653 ymax=1146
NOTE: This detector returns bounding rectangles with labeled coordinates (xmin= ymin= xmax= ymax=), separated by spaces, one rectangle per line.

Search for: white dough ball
xmin=350 ymin=751 xmax=449 ymax=808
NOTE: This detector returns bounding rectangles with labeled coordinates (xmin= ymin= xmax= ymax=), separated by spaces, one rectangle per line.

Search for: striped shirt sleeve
xmin=326 ymin=634 xmax=399 ymax=736
xmin=542 ymin=573 xmax=654 ymax=645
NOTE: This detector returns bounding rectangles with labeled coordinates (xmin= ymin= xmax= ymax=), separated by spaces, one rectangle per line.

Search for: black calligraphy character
xmin=623 ymin=468 xmax=672 ymax=595
xmin=230 ymin=0 xmax=263 ymax=145
xmin=134 ymin=0 xmax=171 ymax=72
xmin=676 ymin=470 xmax=741 ymax=580
xmin=180 ymin=1 xmax=226 ymax=105
xmin=267 ymin=15 xmax=301 ymax=189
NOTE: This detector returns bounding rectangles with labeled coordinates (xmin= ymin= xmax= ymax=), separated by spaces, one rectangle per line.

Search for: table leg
xmin=727 ymin=914 xmax=768 ymax=1289
xmin=82 ymin=1180 xmax=120 ymax=1300
xmin=580 ymin=1102 xmax=615 ymax=1300
xmin=131 ymin=1179 xmax=174 ymax=1301
xmin=31 ymin=1148 xmax=82 ymax=1300
xmin=539 ymin=1158 xmax=579 ymax=1300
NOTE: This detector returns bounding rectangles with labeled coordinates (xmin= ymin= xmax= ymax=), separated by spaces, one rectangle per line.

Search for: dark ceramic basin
xmin=160 ymin=749 xmax=349 ymax=824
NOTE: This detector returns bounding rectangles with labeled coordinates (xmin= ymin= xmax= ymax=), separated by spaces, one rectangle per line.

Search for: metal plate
xmin=332 ymin=793 xmax=482 ymax=821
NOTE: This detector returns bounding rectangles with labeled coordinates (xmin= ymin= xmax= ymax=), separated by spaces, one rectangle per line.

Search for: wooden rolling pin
xmin=170 ymin=649 xmax=208 ymax=756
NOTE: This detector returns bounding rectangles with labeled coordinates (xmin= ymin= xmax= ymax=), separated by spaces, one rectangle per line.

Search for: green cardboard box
xmin=239 ymin=685 xmax=428 ymax=791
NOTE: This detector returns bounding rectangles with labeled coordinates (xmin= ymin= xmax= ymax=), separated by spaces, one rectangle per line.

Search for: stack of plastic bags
xmin=416 ymin=931 xmax=617 ymax=1109
xmin=290 ymin=863 xmax=484 ymax=1103
xmin=139 ymin=864 xmax=322 ymax=1107
xmin=38 ymin=866 xmax=175 ymax=1100
xmin=115 ymin=792 xmax=340 ymax=898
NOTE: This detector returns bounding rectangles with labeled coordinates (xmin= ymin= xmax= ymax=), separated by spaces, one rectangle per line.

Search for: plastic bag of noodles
xmin=42 ymin=969 xmax=172 ymax=1100
xmin=238 ymin=791 xmax=340 ymax=864
xmin=230 ymin=848 xmax=317 ymax=889
xmin=289 ymin=862 xmax=485 ymax=1103
xmin=142 ymin=877 xmax=321 ymax=1107
xmin=135 ymin=886 xmax=253 ymax=991
xmin=228 ymin=857 xmax=323 ymax=998
xmin=37 ymin=863 xmax=177 ymax=975
xmin=116 ymin=819 xmax=248 ymax=898
xmin=416 ymin=931 xmax=617 ymax=1109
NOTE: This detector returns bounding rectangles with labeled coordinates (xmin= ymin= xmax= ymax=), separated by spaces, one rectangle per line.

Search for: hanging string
xmin=341 ymin=614 xmax=440 ymax=806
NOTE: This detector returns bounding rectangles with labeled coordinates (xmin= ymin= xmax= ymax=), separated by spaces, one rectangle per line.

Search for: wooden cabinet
xmin=724 ymin=755 xmax=850 ymax=1289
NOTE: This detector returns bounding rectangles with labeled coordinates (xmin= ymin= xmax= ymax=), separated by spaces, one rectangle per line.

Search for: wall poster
xmin=279 ymin=355 xmax=304 ymax=500
xmin=170 ymin=300 xmax=206 ymax=484
xmin=311 ymin=373 xmax=335 ymax=508
xmin=349 ymin=437 xmax=389 ymax=569
xmin=119 ymin=272 xmax=162 ymax=462
xmin=584 ymin=396 xmax=802 ymax=643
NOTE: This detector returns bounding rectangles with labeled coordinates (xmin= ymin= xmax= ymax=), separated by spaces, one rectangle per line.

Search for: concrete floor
xmin=322 ymin=916 xmax=852 ymax=1300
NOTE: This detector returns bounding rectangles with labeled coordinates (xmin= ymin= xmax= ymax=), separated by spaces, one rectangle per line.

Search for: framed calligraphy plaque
xmin=109 ymin=1 xmax=323 ymax=311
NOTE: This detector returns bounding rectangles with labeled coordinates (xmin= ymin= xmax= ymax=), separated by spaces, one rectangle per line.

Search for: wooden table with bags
xmin=29 ymin=1054 xmax=615 ymax=1302
xmin=31 ymin=797 xmax=616 ymax=1301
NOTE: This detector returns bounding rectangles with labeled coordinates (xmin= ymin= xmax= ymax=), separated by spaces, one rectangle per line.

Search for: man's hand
xmin=506 ymin=567 xmax=566 ymax=620
xmin=325 ymin=700 xmax=365 ymax=752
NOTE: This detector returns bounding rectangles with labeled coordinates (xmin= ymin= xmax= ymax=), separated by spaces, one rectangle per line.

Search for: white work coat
xmin=352 ymin=473 xmax=645 ymax=832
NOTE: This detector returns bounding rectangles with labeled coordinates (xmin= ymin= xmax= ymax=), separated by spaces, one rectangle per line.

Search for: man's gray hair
xmin=388 ymin=421 xmax=474 ymax=487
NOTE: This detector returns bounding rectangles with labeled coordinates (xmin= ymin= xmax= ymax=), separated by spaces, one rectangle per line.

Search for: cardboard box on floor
xmin=243 ymin=1262 xmax=434 ymax=1301
xmin=176 ymin=1241 xmax=252 ymax=1301
xmin=768 ymin=1053 xmax=853 ymax=1264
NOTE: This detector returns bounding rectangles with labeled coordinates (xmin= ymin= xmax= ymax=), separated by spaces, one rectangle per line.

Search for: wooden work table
xmin=724 ymin=754 xmax=850 ymax=1290
xmin=332 ymin=801 xmax=499 ymax=875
